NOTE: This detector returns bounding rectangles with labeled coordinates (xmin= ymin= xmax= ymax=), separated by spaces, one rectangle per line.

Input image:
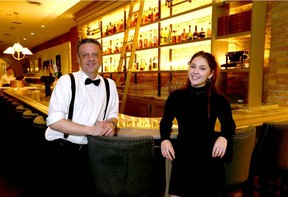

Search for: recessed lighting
xmin=26 ymin=1 xmax=43 ymax=6
xmin=41 ymin=25 xmax=45 ymax=28
xmin=31 ymin=32 xmax=34 ymax=35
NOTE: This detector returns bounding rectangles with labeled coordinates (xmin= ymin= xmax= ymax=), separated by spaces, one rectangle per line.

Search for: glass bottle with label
xmin=193 ymin=25 xmax=199 ymax=40
xmin=181 ymin=28 xmax=187 ymax=42
xmin=199 ymin=27 xmax=206 ymax=39
xmin=186 ymin=25 xmax=193 ymax=41
xmin=207 ymin=22 xmax=212 ymax=37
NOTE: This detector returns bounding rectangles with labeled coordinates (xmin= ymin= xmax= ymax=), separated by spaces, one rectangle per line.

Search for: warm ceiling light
xmin=26 ymin=0 xmax=43 ymax=6
xmin=3 ymin=12 xmax=33 ymax=61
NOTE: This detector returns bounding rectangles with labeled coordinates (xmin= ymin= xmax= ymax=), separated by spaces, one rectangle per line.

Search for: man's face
xmin=77 ymin=42 xmax=102 ymax=78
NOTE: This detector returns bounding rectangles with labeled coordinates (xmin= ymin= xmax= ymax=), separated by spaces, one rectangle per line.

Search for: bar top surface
xmin=3 ymin=87 xmax=288 ymax=139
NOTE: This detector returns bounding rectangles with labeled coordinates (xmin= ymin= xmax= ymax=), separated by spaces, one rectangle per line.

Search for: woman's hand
xmin=161 ymin=140 xmax=175 ymax=161
xmin=212 ymin=136 xmax=227 ymax=158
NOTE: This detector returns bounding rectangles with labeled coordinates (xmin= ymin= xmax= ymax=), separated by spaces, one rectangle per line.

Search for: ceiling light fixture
xmin=3 ymin=12 xmax=33 ymax=61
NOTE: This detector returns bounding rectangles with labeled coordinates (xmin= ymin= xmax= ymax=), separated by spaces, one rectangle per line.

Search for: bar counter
xmin=3 ymin=87 xmax=288 ymax=139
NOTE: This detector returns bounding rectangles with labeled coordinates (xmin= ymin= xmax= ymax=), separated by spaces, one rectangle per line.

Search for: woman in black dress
xmin=160 ymin=51 xmax=236 ymax=197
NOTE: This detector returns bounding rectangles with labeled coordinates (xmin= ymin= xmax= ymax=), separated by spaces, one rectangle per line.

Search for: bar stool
xmin=248 ymin=121 xmax=288 ymax=197
xmin=9 ymin=100 xmax=23 ymax=130
xmin=0 ymin=96 xmax=12 ymax=126
xmin=20 ymin=115 xmax=48 ymax=196
xmin=87 ymin=135 xmax=155 ymax=197
xmin=0 ymin=97 xmax=23 ymax=184
xmin=15 ymin=109 xmax=39 ymax=186
xmin=32 ymin=115 xmax=48 ymax=150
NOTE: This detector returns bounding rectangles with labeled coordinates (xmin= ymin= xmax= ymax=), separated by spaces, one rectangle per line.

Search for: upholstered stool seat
xmin=248 ymin=121 xmax=288 ymax=197
xmin=20 ymin=115 xmax=49 ymax=195
xmin=32 ymin=115 xmax=48 ymax=149
xmin=222 ymin=125 xmax=256 ymax=196
xmin=87 ymin=135 xmax=155 ymax=197
xmin=15 ymin=104 xmax=29 ymax=113
xmin=12 ymin=109 xmax=39 ymax=186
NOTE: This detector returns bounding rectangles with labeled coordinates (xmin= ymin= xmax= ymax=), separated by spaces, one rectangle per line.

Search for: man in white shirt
xmin=0 ymin=66 xmax=16 ymax=87
xmin=27 ymin=38 xmax=119 ymax=197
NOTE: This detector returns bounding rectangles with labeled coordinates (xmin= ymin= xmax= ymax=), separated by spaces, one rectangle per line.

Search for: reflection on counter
xmin=3 ymin=84 xmax=288 ymax=139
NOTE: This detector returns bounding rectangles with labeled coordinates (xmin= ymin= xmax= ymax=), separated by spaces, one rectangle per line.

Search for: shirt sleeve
xmin=46 ymin=74 xmax=71 ymax=126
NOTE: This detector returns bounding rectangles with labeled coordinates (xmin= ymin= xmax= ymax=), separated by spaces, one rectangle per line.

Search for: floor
xmin=0 ymin=142 xmax=260 ymax=197
xmin=0 ymin=177 xmax=21 ymax=197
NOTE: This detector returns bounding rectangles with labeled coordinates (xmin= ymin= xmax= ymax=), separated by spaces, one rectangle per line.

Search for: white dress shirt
xmin=0 ymin=74 xmax=16 ymax=86
xmin=45 ymin=69 xmax=119 ymax=144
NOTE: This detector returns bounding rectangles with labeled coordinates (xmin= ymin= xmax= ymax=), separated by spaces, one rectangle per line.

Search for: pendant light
xmin=3 ymin=12 xmax=33 ymax=61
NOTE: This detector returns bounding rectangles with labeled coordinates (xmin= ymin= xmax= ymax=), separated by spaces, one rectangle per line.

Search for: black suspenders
xmin=64 ymin=74 xmax=110 ymax=139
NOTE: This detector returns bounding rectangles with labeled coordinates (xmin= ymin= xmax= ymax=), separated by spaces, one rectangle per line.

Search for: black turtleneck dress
xmin=160 ymin=86 xmax=236 ymax=197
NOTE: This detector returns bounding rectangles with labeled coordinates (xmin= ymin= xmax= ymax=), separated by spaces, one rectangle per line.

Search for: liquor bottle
xmin=181 ymin=28 xmax=187 ymax=42
xmin=120 ymin=19 xmax=124 ymax=31
xmin=138 ymin=34 xmax=143 ymax=49
xmin=160 ymin=28 xmax=164 ymax=45
xmin=109 ymin=22 xmax=113 ymax=35
xmin=163 ymin=27 xmax=169 ymax=44
xmin=105 ymin=25 xmax=109 ymax=36
xmin=153 ymin=29 xmax=158 ymax=46
xmin=168 ymin=24 xmax=173 ymax=44
xmin=113 ymin=24 xmax=117 ymax=34
xmin=186 ymin=25 xmax=193 ymax=41
xmin=153 ymin=56 xmax=158 ymax=70
xmin=199 ymin=27 xmax=206 ymax=39
xmin=149 ymin=32 xmax=154 ymax=47
xmin=193 ymin=25 xmax=199 ymax=40
xmin=147 ymin=7 xmax=152 ymax=22
xmin=149 ymin=58 xmax=153 ymax=71
xmin=155 ymin=7 xmax=159 ymax=20
xmin=207 ymin=22 xmax=212 ymax=37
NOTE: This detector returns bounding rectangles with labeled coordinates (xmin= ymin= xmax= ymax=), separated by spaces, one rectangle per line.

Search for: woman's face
xmin=188 ymin=56 xmax=214 ymax=87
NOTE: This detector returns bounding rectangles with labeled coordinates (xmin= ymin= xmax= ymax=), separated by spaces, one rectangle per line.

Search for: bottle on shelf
xmin=164 ymin=27 xmax=169 ymax=44
xmin=193 ymin=25 xmax=199 ymax=40
xmin=120 ymin=19 xmax=124 ymax=31
xmin=199 ymin=27 xmax=206 ymax=39
xmin=140 ymin=59 xmax=146 ymax=71
xmin=147 ymin=7 xmax=153 ymax=23
xmin=186 ymin=25 xmax=193 ymax=41
xmin=181 ymin=28 xmax=187 ymax=42
xmin=108 ymin=22 xmax=113 ymax=35
xmin=149 ymin=58 xmax=153 ymax=71
xmin=153 ymin=29 xmax=158 ymax=46
xmin=149 ymin=32 xmax=154 ymax=47
xmin=168 ymin=24 xmax=173 ymax=44
xmin=172 ymin=30 xmax=177 ymax=44
xmin=160 ymin=28 xmax=164 ymax=45
xmin=153 ymin=56 xmax=158 ymax=70
xmin=176 ymin=25 xmax=181 ymax=43
xmin=143 ymin=32 xmax=148 ymax=48
xmin=138 ymin=34 xmax=143 ymax=49
xmin=113 ymin=24 xmax=117 ymax=34
xmin=207 ymin=22 xmax=211 ymax=37
xmin=105 ymin=25 xmax=109 ymax=36
xmin=154 ymin=7 xmax=159 ymax=20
